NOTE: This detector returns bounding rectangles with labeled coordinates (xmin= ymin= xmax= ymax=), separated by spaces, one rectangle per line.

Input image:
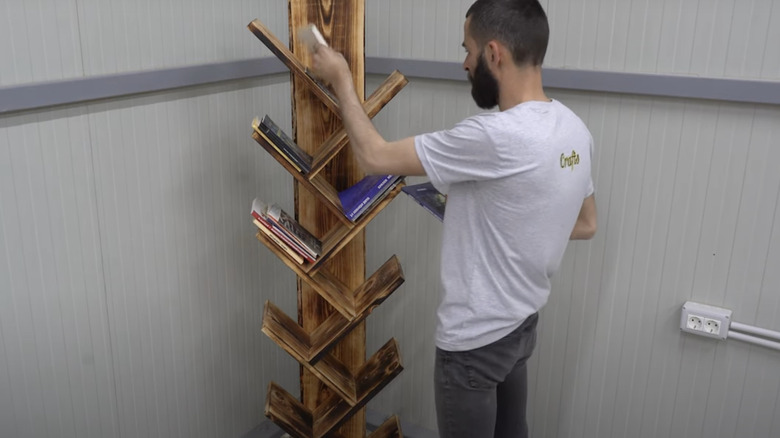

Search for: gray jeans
xmin=434 ymin=313 xmax=538 ymax=438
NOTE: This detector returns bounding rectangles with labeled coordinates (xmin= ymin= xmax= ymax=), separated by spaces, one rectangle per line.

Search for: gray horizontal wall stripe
xmin=1 ymin=57 xmax=778 ymax=114
xmin=366 ymin=58 xmax=468 ymax=82
xmin=543 ymin=68 xmax=780 ymax=106
xmin=0 ymin=58 xmax=286 ymax=114
xmin=368 ymin=59 xmax=780 ymax=105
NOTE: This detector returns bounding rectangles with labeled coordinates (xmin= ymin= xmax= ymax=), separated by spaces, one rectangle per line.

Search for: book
xmin=252 ymin=198 xmax=315 ymax=263
xmin=257 ymin=116 xmax=312 ymax=173
xmin=253 ymin=218 xmax=304 ymax=265
xmin=401 ymin=182 xmax=446 ymax=222
xmin=252 ymin=117 xmax=302 ymax=173
xmin=297 ymin=23 xmax=328 ymax=48
xmin=258 ymin=115 xmax=313 ymax=173
xmin=350 ymin=178 xmax=403 ymax=220
xmin=338 ymin=174 xmax=403 ymax=222
xmin=296 ymin=24 xmax=338 ymax=103
xmin=266 ymin=203 xmax=322 ymax=258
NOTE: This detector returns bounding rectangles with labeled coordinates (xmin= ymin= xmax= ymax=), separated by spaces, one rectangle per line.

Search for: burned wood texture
xmin=252 ymin=130 xmax=350 ymax=226
xmin=264 ymin=311 xmax=403 ymax=406
xmin=265 ymin=382 xmax=313 ymax=438
xmin=249 ymin=1 xmax=406 ymax=436
xmin=290 ymin=2 xmax=368 ymax=436
xmin=247 ymin=19 xmax=340 ymax=115
xmin=368 ymin=416 xmax=403 ymax=438
xmin=266 ymin=371 xmax=403 ymax=438
xmin=308 ymin=71 xmax=408 ymax=178
xmin=261 ymin=256 xmax=404 ymax=364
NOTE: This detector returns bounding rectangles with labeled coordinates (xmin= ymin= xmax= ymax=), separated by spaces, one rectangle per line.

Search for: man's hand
xmin=311 ymin=44 xmax=353 ymax=94
xmin=308 ymin=43 xmax=427 ymax=177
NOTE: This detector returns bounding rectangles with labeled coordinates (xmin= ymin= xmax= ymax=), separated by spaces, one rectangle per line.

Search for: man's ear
xmin=484 ymin=40 xmax=502 ymax=67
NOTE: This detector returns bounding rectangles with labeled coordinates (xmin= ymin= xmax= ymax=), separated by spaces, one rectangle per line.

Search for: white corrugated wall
xmin=1 ymin=1 xmax=779 ymax=438
xmin=365 ymin=1 xmax=780 ymax=437
xmin=0 ymin=1 xmax=298 ymax=438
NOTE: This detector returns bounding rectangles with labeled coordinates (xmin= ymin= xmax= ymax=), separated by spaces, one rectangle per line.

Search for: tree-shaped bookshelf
xmin=248 ymin=1 xmax=408 ymax=436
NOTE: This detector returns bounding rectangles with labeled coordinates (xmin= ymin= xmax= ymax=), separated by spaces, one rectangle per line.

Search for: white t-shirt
xmin=414 ymin=99 xmax=594 ymax=351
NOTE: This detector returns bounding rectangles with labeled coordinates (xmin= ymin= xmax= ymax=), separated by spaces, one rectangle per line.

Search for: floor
xmin=241 ymin=409 xmax=438 ymax=438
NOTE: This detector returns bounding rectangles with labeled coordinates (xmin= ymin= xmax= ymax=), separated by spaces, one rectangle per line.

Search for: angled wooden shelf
xmin=262 ymin=256 xmax=404 ymax=361
xmin=311 ymin=182 xmax=404 ymax=274
xmin=251 ymin=156 xmax=406 ymax=319
xmin=249 ymin=7 xmax=406 ymax=437
xmin=265 ymin=340 xmax=402 ymax=437
xmin=254 ymin=181 xmax=404 ymax=277
xmin=252 ymin=131 xmax=407 ymax=232
xmin=248 ymin=19 xmax=408 ymax=121
xmin=367 ymin=416 xmax=403 ymax=438
xmin=248 ymin=19 xmax=341 ymax=115
xmin=290 ymin=338 xmax=402 ymax=405
xmin=250 ymin=74 xmax=408 ymax=183
xmin=308 ymin=70 xmax=408 ymax=178
xmin=247 ymin=17 xmax=408 ymax=180
xmin=252 ymin=131 xmax=352 ymax=226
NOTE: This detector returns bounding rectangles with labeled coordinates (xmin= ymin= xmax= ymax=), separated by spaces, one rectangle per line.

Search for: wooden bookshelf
xmin=308 ymin=71 xmax=407 ymax=178
xmin=247 ymin=2 xmax=409 ymax=436
xmin=265 ymin=382 xmax=405 ymax=438
xmin=252 ymin=130 xmax=406 ymax=230
xmin=261 ymin=256 xmax=404 ymax=357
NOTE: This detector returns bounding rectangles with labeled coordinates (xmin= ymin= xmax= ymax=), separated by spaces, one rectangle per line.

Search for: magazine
xmin=338 ymin=174 xmax=402 ymax=221
xmin=252 ymin=198 xmax=319 ymax=263
xmin=401 ymin=182 xmax=446 ymax=221
xmin=266 ymin=203 xmax=322 ymax=258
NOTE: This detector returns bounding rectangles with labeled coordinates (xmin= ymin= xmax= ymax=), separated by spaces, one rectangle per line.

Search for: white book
xmin=298 ymin=23 xmax=328 ymax=48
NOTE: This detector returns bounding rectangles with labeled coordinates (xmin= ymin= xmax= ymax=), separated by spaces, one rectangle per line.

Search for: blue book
xmin=401 ymin=182 xmax=446 ymax=221
xmin=338 ymin=174 xmax=402 ymax=221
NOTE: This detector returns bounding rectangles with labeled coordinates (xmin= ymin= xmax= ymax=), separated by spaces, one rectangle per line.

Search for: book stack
xmin=338 ymin=174 xmax=404 ymax=222
xmin=252 ymin=115 xmax=313 ymax=174
xmin=252 ymin=198 xmax=322 ymax=264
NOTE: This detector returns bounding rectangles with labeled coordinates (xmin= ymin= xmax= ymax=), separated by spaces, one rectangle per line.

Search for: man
xmin=312 ymin=0 xmax=596 ymax=436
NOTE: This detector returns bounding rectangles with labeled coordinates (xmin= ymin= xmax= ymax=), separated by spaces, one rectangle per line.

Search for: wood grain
xmin=310 ymin=183 xmax=405 ymax=277
xmin=368 ymin=416 xmax=403 ymax=438
xmin=248 ymin=1 xmax=407 ymax=436
xmin=265 ymin=377 xmax=404 ymax=438
xmin=355 ymin=339 xmax=403 ymax=401
xmin=261 ymin=256 xmax=404 ymax=374
xmin=248 ymin=19 xmax=340 ymax=116
xmin=289 ymin=2 xmax=368 ymax=436
xmin=352 ymin=255 xmax=405 ymax=313
xmin=308 ymin=71 xmax=408 ymax=178
xmin=252 ymin=131 xmax=352 ymax=227
xmin=265 ymin=382 xmax=313 ymax=438
xmin=309 ymin=339 xmax=402 ymax=436
xmin=255 ymin=230 xmax=355 ymax=318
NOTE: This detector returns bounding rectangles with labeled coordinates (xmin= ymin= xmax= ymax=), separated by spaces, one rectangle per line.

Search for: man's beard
xmin=469 ymin=53 xmax=500 ymax=109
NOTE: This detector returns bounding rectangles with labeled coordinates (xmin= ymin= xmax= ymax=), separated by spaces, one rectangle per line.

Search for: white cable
xmin=730 ymin=321 xmax=780 ymax=342
xmin=727 ymin=330 xmax=780 ymax=352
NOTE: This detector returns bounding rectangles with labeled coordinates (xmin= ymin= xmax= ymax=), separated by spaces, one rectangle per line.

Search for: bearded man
xmin=312 ymin=1 xmax=597 ymax=436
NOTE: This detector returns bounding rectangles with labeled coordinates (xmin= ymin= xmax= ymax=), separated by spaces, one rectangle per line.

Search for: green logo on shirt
xmin=560 ymin=150 xmax=580 ymax=171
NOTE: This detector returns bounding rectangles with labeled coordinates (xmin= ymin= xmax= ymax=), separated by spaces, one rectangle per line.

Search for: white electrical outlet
xmin=703 ymin=318 xmax=721 ymax=335
xmin=680 ymin=301 xmax=732 ymax=340
xmin=686 ymin=315 xmax=703 ymax=331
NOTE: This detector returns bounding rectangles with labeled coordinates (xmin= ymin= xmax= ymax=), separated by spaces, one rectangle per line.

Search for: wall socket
xmin=680 ymin=301 xmax=732 ymax=340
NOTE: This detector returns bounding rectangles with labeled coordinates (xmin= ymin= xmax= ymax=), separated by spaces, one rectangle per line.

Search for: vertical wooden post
xmin=289 ymin=1 xmax=366 ymax=437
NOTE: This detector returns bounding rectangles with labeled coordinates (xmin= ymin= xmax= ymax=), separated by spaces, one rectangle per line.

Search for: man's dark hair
xmin=466 ymin=0 xmax=549 ymax=67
